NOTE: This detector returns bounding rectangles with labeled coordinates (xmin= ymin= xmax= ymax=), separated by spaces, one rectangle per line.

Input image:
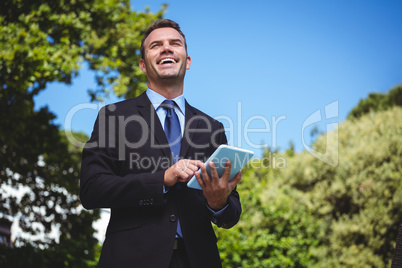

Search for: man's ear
xmin=186 ymin=56 xmax=191 ymax=70
xmin=139 ymin=58 xmax=147 ymax=73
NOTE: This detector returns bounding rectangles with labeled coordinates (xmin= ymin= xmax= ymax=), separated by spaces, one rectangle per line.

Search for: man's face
xmin=140 ymin=27 xmax=191 ymax=84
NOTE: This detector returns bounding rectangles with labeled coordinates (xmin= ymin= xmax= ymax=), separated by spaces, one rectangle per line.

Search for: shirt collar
xmin=146 ymin=88 xmax=185 ymax=116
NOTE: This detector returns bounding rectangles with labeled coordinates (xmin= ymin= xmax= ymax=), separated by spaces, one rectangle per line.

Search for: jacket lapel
xmin=180 ymin=101 xmax=199 ymax=158
xmin=136 ymin=93 xmax=172 ymax=159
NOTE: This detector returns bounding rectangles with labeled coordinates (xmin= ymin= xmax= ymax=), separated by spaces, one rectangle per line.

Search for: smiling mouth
xmin=158 ymin=58 xmax=177 ymax=65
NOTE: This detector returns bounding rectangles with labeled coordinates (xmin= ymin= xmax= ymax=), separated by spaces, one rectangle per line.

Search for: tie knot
xmin=160 ymin=99 xmax=176 ymax=111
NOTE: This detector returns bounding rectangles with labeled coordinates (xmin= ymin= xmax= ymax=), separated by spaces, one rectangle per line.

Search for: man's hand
xmin=194 ymin=160 xmax=241 ymax=211
xmin=164 ymin=159 xmax=204 ymax=187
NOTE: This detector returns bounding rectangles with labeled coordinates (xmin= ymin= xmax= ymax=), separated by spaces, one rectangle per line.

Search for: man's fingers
xmin=200 ymin=163 xmax=210 ymax=183
xmin=192 ymin=160 xmax=204 ymax=168
xmin=176 ymin=160 xmax=200 ymax=176
xmin=182 ymin=160 xmax=202 ymax=172
xmin=194 ymin=171 xmax=205 ymax=188
xmin=228 ymin=171 xmax=242 ymax=190
xmin=165 ymin=159 xmax=208 ymax=186
xmin=221 ymin=160 xmax=231 ymax=183
xmin=209 ymin=161 xmax=219 ymax=180
xmin=182 ymin=160 xmax=203 ymax=169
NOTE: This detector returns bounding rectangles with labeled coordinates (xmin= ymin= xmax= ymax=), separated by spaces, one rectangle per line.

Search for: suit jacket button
xmin=170 ymin=214 xmax=176 ymax=222
xmin=139 ymin=200 xmax=143 ymax=206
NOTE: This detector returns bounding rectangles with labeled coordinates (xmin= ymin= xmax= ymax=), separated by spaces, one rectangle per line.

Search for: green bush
xmin=216 ymin=155 xmax=319 ymax=267
xmin=217 ymin=107 xmax=402 ymax=267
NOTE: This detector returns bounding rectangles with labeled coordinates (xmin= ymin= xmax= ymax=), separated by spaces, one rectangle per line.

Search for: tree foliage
xmin=0 ymin=0 xmax=164 ymax=266
xmin=283 ymin=106 xmax=401 ymax=267
xmin=216 ymin=96 xmax=402 ymax=267
xmin=348 ymin=84 xmax=402 ymax=119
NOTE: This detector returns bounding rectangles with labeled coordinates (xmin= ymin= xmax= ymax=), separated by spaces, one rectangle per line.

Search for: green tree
xmin=215 ymin=103 xmax=401 ymax=267
xmin=0 ymin=0 xmax=165 ymax=266
xmin=299 ymin=107 xmax=402 ymax=267
xmin=348 ymin=84 xmax=402 ymax=119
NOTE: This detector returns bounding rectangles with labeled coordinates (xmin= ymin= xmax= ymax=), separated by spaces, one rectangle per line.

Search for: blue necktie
xmin=161 ymin=100 xmax=183 ymax=238
xmin=161 ymin=100 xmax=182 ymax=163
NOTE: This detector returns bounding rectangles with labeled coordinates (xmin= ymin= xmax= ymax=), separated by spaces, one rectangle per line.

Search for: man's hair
xmin=140 ymin=19 xmax=187 ymax=59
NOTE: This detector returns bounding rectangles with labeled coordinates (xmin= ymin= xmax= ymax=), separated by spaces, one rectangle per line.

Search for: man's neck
xmin=148 ymin=81 xmax=184 ymax=99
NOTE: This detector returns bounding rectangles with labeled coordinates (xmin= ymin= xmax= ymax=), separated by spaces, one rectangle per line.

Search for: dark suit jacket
xmin=80 ymin=92 xmax=242 ymax=268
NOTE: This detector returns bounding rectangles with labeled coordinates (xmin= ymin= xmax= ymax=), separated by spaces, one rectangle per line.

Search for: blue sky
xmin=35 ymin=0 xmax=402 ymax=157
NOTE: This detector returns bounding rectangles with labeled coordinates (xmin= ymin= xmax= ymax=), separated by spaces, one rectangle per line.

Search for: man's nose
xmin=161 ymin=42 xmax=173 ymax=53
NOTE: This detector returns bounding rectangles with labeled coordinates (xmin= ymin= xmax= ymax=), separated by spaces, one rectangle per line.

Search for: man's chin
xmin=158 ymin=72 xmax=181 ymax=79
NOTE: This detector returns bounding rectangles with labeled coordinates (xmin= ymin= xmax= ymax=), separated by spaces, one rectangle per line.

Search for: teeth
xmin=159 ymin=58 xmax=176 ymax=64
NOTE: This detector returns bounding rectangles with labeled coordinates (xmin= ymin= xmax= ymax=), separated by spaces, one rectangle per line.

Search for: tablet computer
xmin=187 ymin=145 xmax=254 ymax=190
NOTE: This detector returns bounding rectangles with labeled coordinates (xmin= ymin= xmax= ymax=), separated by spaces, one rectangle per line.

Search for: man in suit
xmin=80 ymin=19 xmax=242 ymax=267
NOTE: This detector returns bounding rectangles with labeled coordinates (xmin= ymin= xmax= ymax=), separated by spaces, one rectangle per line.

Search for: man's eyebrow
xmin=148 ymin=38 xmax=183 ymax=47
xmin=148 ymin=40 xmax=162 ymax=47
xmin=170 ymin=38 xmax=183 ymax=44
